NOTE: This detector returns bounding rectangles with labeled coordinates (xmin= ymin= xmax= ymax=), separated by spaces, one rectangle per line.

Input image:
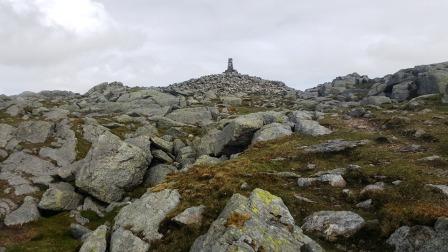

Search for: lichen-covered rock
xmin=4 ymin=196 xmax=40 ymax=226
xmin=190 ymin=188 xmax=322 ymax=252
xmin=79 ymin=224 xmax=109 ymax=252
xmin=113 ymin=189 xmax=180 ymax=247
xmin=301 ymin=211 xmax=365 ymax=241
xmin=16 ymin=120 xmax=53 ymax=144
xmin=38 ymin=182 xmax=83 ymax=211
xmin=75 ymin=133 xmax=150 ymax=203
xmin=251 ymin=123 xmax=292 ymax=144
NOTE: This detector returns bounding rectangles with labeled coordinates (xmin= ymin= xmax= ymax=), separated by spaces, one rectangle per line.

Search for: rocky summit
xmin=0 ymin=60 xmax=448 ymax=252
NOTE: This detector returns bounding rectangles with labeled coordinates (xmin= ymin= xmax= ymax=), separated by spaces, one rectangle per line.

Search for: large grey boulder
xmin=0 ymin=124 xmax=16 ymax=148
xmin=190 ymin=188 xmax=322 ymax=252
xmin=110 ymin=227 xmax=150 ymax=252
xmin=387 ymin=218 xmax=448 ymax=252
xmin=38 ymin=182 xmax=83 ymax=211
xmin=391 ymin=81 xmax=415 ymax=101
xmin=251 ymin=123 xmax=292 ymax=144
xmin=113 ymin=189 xmax=180 ymax=249
xmin=16 ymin=120 xmax=53 ymax=144
xmin=79 ymin=224 xmax=109 ymax=252
xmin=1 ymin=151 xmax=58 ymax=177
xmin=198 ymin=111 xmax=287 ymax=156
xmin=301 ymin=211 xmax=365 ymax=241
xmin=4 ymin=196 xmax=40 ymax=226
xmin=166 ymin=107 xmax=214 ymax=125
xmin=75 ymin=133 xmax=150 ymax=203
xmin=144 ymin=164 xmax=177 ymax=187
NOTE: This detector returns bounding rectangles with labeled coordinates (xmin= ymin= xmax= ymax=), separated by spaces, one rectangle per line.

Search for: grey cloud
xmin=1 ymin=0 xmax=448 ymax=95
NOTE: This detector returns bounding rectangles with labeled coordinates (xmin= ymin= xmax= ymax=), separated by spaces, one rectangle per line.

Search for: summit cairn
xmin=224 ymin=58 xmax=238 ymax=74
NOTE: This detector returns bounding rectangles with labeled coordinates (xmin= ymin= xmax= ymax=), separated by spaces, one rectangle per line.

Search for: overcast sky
xmin=1 ymin=0 xmax=447 ymax=95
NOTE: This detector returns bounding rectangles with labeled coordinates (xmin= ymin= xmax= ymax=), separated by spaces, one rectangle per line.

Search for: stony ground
xmin=0 ymin=63 xmax=448 ymax=252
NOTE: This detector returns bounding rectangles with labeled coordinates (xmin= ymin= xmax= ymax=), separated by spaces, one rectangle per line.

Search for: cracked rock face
xmin=190 ymin=188 xmax=322 ymax=252
xmin=75 ymin=133 xmax=150 ymax=203
xmin=112 ymin=189 xmax=181 ymax=249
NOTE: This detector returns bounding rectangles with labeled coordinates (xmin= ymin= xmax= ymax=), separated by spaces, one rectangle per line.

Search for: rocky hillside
xmin=0 ymin=61 xmax=448 ymax=252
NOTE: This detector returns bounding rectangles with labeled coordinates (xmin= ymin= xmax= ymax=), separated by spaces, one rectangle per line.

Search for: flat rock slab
xmin=113 ymin=189 xmax=180 ymax=248
xmin=304 ymin=139 xmax=370 ymax=154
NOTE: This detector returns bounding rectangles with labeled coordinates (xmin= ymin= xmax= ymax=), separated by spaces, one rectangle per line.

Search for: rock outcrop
xmin=190 ymin=188 xmax=322 ymax=251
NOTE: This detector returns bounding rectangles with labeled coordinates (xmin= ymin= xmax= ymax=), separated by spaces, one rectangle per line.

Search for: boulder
xmin=361 ymin=96 xmax=392 ymax=106
xmin=166 ymin=107 xmax=214 ymax=125
xmin=113 ymin=189 xmax=180 ymax=248
xmin=79 ymin=224 xmax=109 ymax=252
xmin=75 ymin=133 xmax=150 ymax=203
xmin=0 ymin=198 xmax=17 ymax=219
xmin=144 ymin=164 xmax=177 ymax=187
xmin=251 ymin=123 xmax=292 ymax=144
xmin=294 ymin=120 xmax=332 ymax=136
xmin=110 ymin=227 xmax=150 ymax=252
xmin=4 ymin=196 xmax=40 ymax=226
xmin=150 ymin=136 xmax=173 ymax=153
xmin=152 ymin=149 xmax=174 ymax=163
xmin=38 ymin=182 xmax=83 ymax=211
xmin=16 ymin=120 xmax=53 ymax=144
xmin=301 ymin=211 xmax=365 ymax=241
xmin=0 ymin=124 xmax=16 ymax=148
xmin=70 ymin=223 xmax=92 ymax=240
xmin=190 ymin=188 xmax=322 ymax=251
xmin=1 ymin=151 xmax=58 ymax=176
xmin=221 ymin=96 xmax=242 ymax=106
xmin=39 ymin=121 xmax=77 ymax=167
xmin=173 ymin=205 xmax=205 ymax=225
xmin=387 ymin=220 xmax=448 ymax=252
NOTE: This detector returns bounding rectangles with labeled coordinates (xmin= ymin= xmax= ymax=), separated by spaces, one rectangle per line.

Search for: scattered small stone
xmin=294 ymin=194 xmax=316 ymax=203
xmin=418 ymin=155 xmax=442 ymax=162
xmin=240 ymin=182 xmax=250 ymax=190
xmin=356 ymin=199 xmax=373 ymax=209
xmin=425 ymin=184 xmax=448 ymax=197
xmin=392 ymin=180 xmax=402 ymax=186
xmin=399 ymin=144 xmax=426 ymax=153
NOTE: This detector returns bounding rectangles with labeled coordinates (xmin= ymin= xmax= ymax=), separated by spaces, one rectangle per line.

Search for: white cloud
xmin=1 ymin=0 xmax=448 ymax=95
